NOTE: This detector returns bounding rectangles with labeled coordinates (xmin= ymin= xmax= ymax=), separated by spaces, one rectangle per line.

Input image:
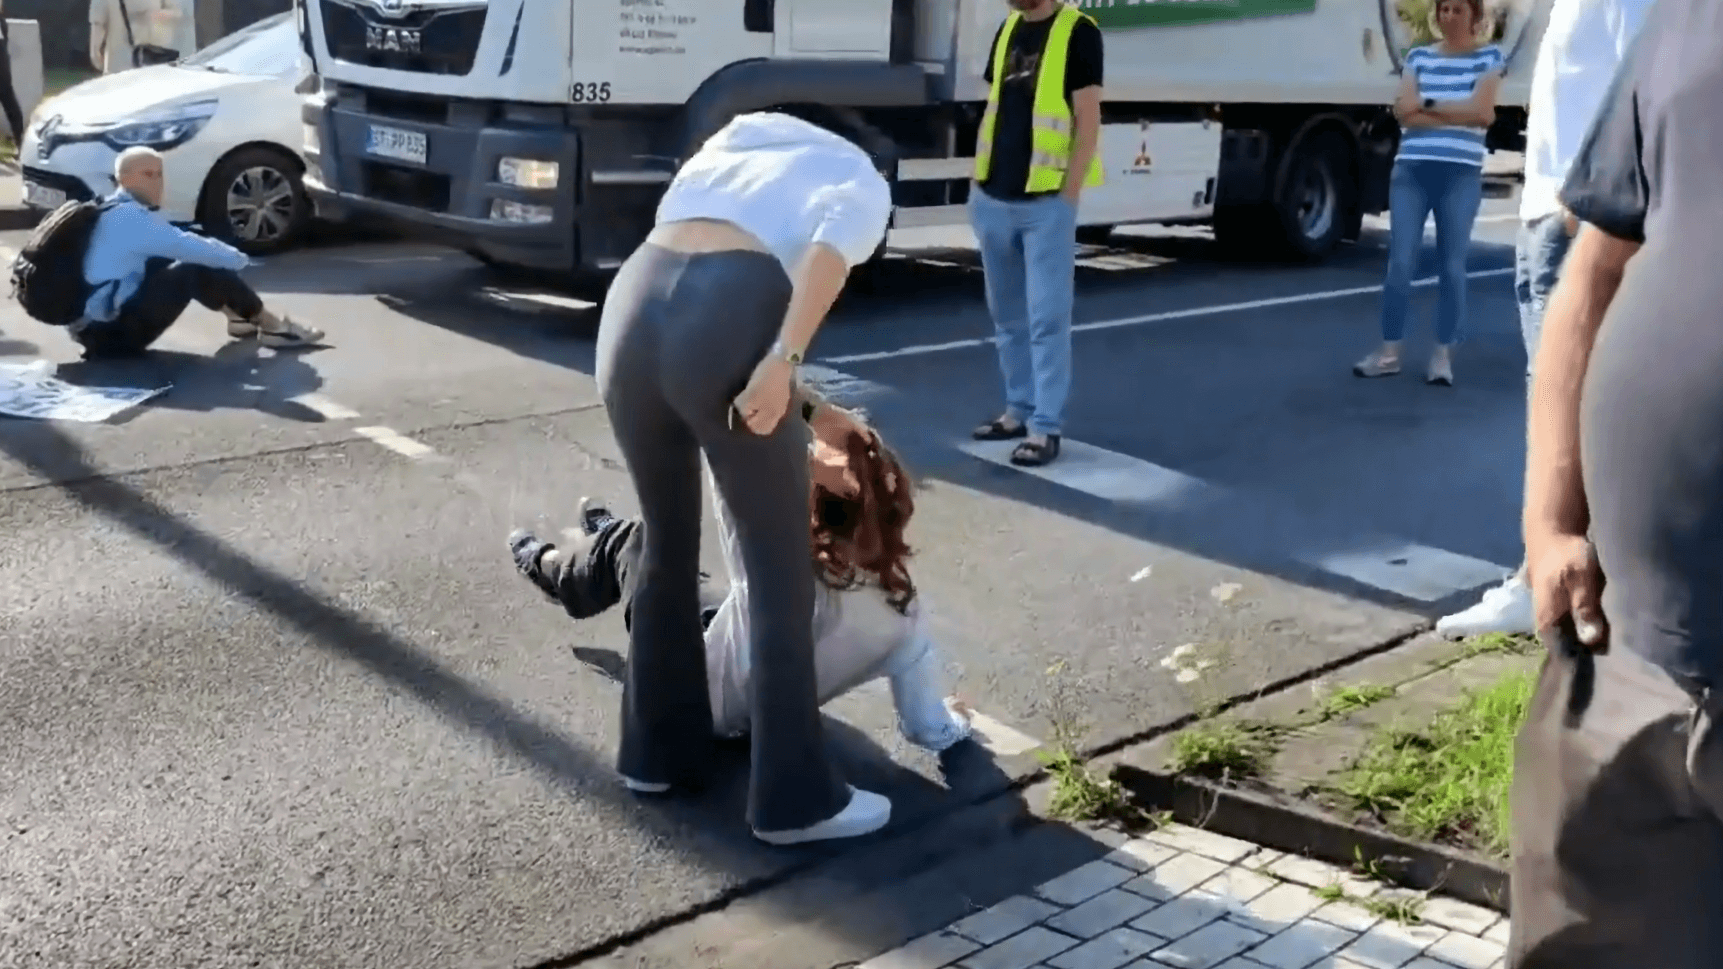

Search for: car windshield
xmin=180 ymin=12 xmax=299 ymax=79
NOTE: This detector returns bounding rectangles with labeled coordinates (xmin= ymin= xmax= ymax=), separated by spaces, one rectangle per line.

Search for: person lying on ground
xmin=506 ymin=395 xmax=974 ymax=753
xmin=74 ymin=146 xmax=322 ymax=360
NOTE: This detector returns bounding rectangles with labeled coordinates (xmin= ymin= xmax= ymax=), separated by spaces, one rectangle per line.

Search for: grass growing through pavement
xmin=1036 ymin=659 xmax=1147 ymax=826
xmin=1317 ymin=683 xmax=1396 ymax=721
xmin=1337 ymin=667 xmax=1536 ymax=857
xmin=1166 ymin=721 xmax=1282 ymax=780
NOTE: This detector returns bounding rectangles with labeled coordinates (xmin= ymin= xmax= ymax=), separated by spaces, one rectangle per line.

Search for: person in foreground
xmin=1509 ymin=1 xmax=1723 ymax=965
xmin=1354 ymin=0 xmax=1502 ymax=385
xmin=968 ymin=0 xmax=1104 ymax=468
xmin=1435 ymin=0 xmax=1654 ymax=640
xmin=77 ymin=146 xmax=322 ymax=359
xmin=506 ymin=403 xmax=973 ymax=757
xmin=587 ymin=111 xmax=895 ymax=845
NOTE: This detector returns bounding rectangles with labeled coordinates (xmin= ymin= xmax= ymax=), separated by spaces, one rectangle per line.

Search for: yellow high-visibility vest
xmin=974 ymin=4 xmax=1105 ymax=192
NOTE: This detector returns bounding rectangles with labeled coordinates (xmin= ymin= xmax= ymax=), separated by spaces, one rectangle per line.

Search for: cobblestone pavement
xmin=862 ymin=824 xmax=1508 ymax=969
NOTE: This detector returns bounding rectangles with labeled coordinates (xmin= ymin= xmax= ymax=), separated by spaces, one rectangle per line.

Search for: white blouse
xmin=702 ymin=466 xmax=922 ymax=738
xmin=655 ymin=112 xmax=895 ymax=272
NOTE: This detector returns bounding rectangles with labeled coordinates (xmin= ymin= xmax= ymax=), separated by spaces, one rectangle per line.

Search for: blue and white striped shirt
xmin=1397 ymin=44 xmax=1506 ymax=167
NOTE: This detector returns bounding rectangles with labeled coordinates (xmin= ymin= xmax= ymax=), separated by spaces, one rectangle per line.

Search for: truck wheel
xmin=197 ymin=146 xmax=311 ymax=257
xmin=1075 ymin=224 xmax=1115 ymax=246
xmin=1270 ymin=132 xmax=1353 ymax=261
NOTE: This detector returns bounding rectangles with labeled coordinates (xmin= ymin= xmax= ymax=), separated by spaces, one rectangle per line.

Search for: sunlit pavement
xmin=0 ymin=182 xmax=1529 ymax=968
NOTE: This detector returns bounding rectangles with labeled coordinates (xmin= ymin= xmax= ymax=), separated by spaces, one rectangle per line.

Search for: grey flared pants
xmin=594 ymin=242 xmax=850 ymax=833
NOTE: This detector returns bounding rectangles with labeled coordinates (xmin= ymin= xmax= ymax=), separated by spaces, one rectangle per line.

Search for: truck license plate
xmin=22 ymin=180 xmax=66 ymax=210
xmin=366 ymin=125 xmax=427 ymax=165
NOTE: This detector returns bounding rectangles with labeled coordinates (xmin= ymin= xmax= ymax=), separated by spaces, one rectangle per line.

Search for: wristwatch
xmin=770 ymin=339 xmax=804 ymax=366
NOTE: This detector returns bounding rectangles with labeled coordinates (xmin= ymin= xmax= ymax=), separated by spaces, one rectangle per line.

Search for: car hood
xmin=37 ymin=66 xmax=266 ymax=127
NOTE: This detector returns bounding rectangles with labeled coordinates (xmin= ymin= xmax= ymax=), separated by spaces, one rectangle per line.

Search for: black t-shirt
xmin=1561 ymin=0 xmax=1723 ymax=686
xmin=979 ymin=8 xmax=1104 ymax=200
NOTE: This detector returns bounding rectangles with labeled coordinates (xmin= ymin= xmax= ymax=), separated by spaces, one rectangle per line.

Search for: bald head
xmin=115 ymin=147 xmax=165 ymax=208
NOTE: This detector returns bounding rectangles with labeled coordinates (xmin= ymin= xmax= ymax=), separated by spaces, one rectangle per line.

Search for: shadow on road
xmin=372 ymin=228 xmax=1523 ymax=618
xmin=0 ymin=419 xmax=1053 ymax=964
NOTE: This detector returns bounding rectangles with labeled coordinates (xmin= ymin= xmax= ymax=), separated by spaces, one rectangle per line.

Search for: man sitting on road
xmin=74 ymin=146 xmax=322 ymax=359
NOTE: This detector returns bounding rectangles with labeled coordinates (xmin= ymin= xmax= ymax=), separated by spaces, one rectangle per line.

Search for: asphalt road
xmin=0 ymin=187 xmax=1529 ymax=969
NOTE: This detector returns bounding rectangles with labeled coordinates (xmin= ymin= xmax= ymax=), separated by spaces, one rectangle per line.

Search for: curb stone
xmin=1111 ymin=762 xmax=1510 ymax=913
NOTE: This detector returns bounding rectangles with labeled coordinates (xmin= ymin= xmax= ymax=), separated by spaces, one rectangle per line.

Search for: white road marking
xmin=354 ymin=426 xmax=436 ymax=459
xmin=290 ymin=393 xmax=361 ymax=420
xmin=1305 ymin=541 xmax=1513 ymax=604
xmin=961 ymin=437 xmax=1508 ymax=602
xmin=823 ymin=267 xmax=1514 ymax=365
xmin=964 ymin=709 xmax=1044 ymax=757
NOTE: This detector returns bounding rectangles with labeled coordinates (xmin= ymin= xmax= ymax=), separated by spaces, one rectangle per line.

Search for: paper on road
xmin=0 ymin=359 xmax=170 ymax=422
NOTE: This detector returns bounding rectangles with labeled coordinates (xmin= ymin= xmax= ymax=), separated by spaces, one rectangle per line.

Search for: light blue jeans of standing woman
xmin=1379 ymin=159 xmax=1484 ymax=345
xmin=968 ymin=187 xmax=1077 ymax=438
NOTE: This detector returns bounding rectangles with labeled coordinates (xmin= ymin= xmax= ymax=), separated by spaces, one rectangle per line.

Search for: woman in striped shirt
xmin=1355 ymin=0 xmax=1505 ymax=385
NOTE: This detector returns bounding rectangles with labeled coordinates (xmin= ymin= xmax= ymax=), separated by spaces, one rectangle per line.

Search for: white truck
xmin=296 ymin=0 xmax=1547 ymax=285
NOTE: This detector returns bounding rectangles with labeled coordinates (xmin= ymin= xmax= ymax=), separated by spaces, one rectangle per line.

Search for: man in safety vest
xmin=968 ymin=0 xmax=1104 ymax=468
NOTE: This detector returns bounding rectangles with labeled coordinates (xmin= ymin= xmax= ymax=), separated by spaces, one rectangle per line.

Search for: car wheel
xmin=198 ymin=146 xmax=311 ymax=256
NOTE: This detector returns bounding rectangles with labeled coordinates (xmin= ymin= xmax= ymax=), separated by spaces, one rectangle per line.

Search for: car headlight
xmin=100 ymin=99 xmax=219 ymax=151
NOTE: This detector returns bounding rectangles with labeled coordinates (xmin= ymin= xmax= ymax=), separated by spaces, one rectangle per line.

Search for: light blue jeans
xmin=1516 ymin=213 xmax=1573 ymax=382
xmin=969 ymin=188 xmax=1077 ymax=437
xmin=1379 ymin=159 xmax=1484 ymax=345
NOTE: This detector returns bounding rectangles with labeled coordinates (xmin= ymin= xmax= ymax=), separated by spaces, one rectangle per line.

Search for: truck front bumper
xmin=302 ymin=92 xmax=579 ymax=273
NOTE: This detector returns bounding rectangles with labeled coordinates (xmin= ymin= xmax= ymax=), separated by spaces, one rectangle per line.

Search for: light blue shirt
xmin=81 ymin=190 xmax=253 ymax=323
xmin=1397 ymin=44 xmax=1507 ymax=168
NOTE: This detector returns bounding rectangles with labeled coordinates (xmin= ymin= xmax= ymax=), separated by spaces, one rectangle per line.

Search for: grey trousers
xmin=1509 ymin=630 xmax=1723 ymax=967
xmin=594 ymin=243 xmax=850 ymax=833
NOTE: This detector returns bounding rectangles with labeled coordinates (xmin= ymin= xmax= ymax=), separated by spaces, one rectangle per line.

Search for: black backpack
xmin=10 ymin=198 xmax=120 ymax=326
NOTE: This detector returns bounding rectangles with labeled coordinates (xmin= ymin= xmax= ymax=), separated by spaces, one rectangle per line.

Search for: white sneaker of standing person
xmin=225 ymin=307 xmax=326 ymax=348
xmin=1426 ymin=344 xmax=1454 ymax=386
xmin=754 ymin=787 xmax=893 ymax=846
xmin=1435 ymin=573 xmax=1535 ymax=639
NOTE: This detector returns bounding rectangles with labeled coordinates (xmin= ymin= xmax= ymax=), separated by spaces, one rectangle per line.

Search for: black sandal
xmin=1010 ymin=435 xmax=1061 ymax=467
xmin=973 ymin=418 xmax=1028 ymax=441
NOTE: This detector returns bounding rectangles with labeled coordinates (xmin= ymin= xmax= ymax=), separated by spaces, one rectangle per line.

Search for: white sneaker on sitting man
xmin=1436 ymin=571 xmax=1535 ymax=639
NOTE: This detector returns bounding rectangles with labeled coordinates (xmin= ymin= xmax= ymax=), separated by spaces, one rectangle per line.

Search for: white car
xmin=18 ymin=13 xmax=313 ymax=255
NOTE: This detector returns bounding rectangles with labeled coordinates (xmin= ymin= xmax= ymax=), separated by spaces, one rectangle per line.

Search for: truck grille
xmin=320 ymin=0 xmax=488 ymax=77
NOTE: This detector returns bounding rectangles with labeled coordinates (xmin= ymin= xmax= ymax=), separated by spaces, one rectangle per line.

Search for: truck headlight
xmin=498 ymin=157 xmax=559 ymax=189
xmin=100 ymin=99 xmax=219 ymax=151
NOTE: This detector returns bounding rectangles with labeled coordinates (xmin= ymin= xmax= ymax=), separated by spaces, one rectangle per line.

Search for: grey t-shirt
xmin=1564 ymin=0 xmax=1723 ymax=686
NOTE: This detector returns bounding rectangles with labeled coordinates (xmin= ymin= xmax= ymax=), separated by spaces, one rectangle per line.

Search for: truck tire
xmin=1269 ymin=132 xmax=1354 ymax=261
xmin=1076 ymin=224 xmax=1115 ymax=246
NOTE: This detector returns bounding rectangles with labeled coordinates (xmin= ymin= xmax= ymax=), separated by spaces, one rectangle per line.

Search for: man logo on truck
xmin=366 ymin=25 xmax=422 ymax=54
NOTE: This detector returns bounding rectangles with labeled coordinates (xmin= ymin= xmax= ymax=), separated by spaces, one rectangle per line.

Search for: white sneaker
xmin=753 ymin=786 xmax=892 ymax=845
xmin=1436 ymin=575 xmax=1534 ymax=639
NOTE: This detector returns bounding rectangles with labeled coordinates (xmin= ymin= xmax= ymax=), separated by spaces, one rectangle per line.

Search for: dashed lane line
xmin=291 ymin=393 xmax=362 ymax=420
xmin=354 ymin=425 xmax=436 ymax=459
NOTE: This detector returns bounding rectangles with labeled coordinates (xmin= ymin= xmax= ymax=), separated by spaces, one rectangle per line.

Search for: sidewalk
xmin=862 ymin=823 xmax=1508 ymax=969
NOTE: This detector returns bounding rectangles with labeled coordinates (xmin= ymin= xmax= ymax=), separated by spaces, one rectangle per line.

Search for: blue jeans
xmin=1379 ymin=159 xmax=1483 ymax=345
xmin=1515 ymin=213 xmax=1573 ymax=381
xmin=1508 ymin=213 xmax=1573 ymax=581
xmin=969 ymin=188 xmax=1077 ymax=438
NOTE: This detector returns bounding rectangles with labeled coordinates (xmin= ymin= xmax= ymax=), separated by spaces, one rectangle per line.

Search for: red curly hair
xmin=810 ymin=429 xmax=918 ymax=614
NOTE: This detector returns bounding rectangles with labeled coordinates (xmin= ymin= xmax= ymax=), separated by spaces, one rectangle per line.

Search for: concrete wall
xmin=12 ymin=0 xmax=290 ymax=70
